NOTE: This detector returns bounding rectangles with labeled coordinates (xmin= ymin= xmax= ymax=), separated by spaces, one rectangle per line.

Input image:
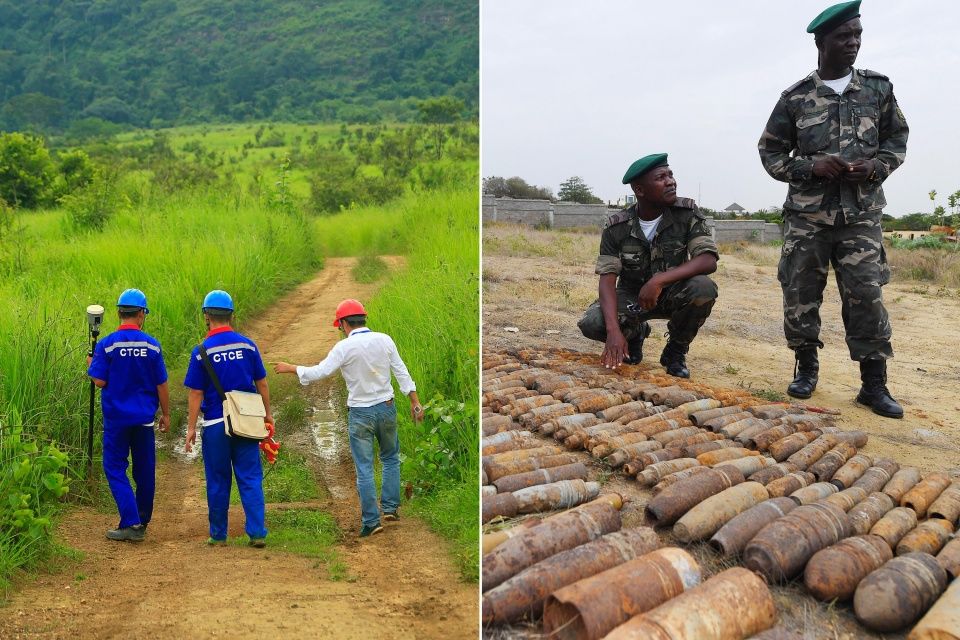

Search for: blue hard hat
xmin=117 ymin=288 xmax=149 ymax=314
xmin=202 ymin=290 xmax=234 ymax=312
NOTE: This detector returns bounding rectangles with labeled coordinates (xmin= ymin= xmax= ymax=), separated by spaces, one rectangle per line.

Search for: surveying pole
xmin=85 ymin=304 xmax=104 ymax=479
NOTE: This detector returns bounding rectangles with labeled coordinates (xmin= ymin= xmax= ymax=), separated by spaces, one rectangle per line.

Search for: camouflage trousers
xmin=577 ymin=275 xmax=718 ymax=346
xmin=779 ymin=213 xmax=892 ymax=361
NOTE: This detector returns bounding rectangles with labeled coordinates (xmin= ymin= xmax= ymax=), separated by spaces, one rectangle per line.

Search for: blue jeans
xmin=347 ymin=401 xmax=401 ymax=528
xmin=201 ymin=422 xmax=267 ymax=540
xmin=102 ymin=422 xmax=156 ymax=528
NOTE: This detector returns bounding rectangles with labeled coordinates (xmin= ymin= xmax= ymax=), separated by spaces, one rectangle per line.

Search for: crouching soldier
xmin=87 ymin=288 xmax=170 ymax=542
xmin=578 ymin=153 xmax=719 ymax=377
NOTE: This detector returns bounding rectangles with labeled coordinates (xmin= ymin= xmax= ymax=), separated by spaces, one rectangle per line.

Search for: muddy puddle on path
xmin=305 ymin=380 xmax=355 ymax=501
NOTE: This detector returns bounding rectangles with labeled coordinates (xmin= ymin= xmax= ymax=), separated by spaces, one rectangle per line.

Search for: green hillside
xmin=0 ymin=0 xmax=477 ymax=131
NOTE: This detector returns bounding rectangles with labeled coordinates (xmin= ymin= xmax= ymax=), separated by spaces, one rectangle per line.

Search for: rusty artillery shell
xmin=831 ymin=430 xmax=869 ymax=447
xmin=747 ymin=630 xmax=806 ymax=640
xmin=542 ymin=547 xmax=701 ymax=640
xmin=642 ymin=385 xmax=682 ymax=404
xmin=820 ymin=486 xmax=868 ymax=512
xmin=896 ymin=519 xmax=955 ymax=556
xmin=789 ymin=481 xmax=838 ymax=505
xmin=766 ymin=472 xmax=816 ymax=498
xmin=483 ymin=414 xmax=514 ymax=431
xmin=483 ymin=445 xmax=562 ymax=467
xmin=504 ymin=395 xmax=558 ymax=418
xmin=520 ymin=403 xmax=577 ymax=429
xmin=603 ymin=567 xmax=777 ymax=640
xmin=935 ymin=537 xmax=960 ymax=579
xmin=483 ymin=493 xmax=518 ymax=524
xmin=808 ymin=442 xmax=857 ymax=482
xmin=768 ymin=431 xmax=821 ymax=462
xmin=786 ymin=434 xmax=838 ymax=470
xmin=598 ymin=400 xmax=652 ymax=422
xmin=670 ymin=431 xmax=723 ymax=449
xmin=622 ymin=447 xmax=683 ymax=475
xmin=607 ymin=440 xmax=666 ymax=467
xmin=637 ymin=458 xmax=701 ymax=486
xmin=928 ymin=481 xmax=960 ymax=523
xmin=533 ymin=376 xmax=577 ymax=394
xmin=481 ymin=517 xmax=540 ymax=555
xmin=482 ymin=499 xmax=622 ymax=591
xmin=645 ymin=466 xmax=745 ymax=527
xmin=747 ymin=404 xmax=789 ymax=420
xmin=484 ymin=453 xmax=581 ymax=482
xmin=513 ymin=479 xmax=600 ymax=514
xmin=748 ymin=462 xmax=800 ymax=486
xmin=493 ymin=462 xmax=589 ymax=494
xmin=697 ymin=447 xmax=759 ymax=466
xmin=710 ymin=497 xmax=797 ymax=557
xmin=852 ymin=458 xmax=901 ymax=494
xmin=652 ymin=465 xmax=712 ymax=495
xmin=713 ymin=455 xmax=773 ymax=477
xmin=734 ymin=421 xmax=783 ymax=447
xmin=883 ymin=467 xmax=922 ymax=502
xmin=673 ymin=482 xmax=769 ymax=543
xmin=854 ymin=552 xmax=948 ymax=633
xmin=482 ymin=429 xmax=533 ymax=448
xmin=482 ymin=527 xmax=661 ymax=624
xmin=719 ymin=417 xmax=769 ymax=439
xmin=908 ymin=577 xmax=960 ymax=640
xmin=590 ymin=432 xmax=651 ymax=458
xmin=576 ymin=393 xmax=631 ymax=414
xmin=902 ymin=473 xmax=952 ymax=518
xmin=869 ymin=507 xmax=918 ymax=549
xmin=690 ymin=405 xmax=745 ymax=426
xmin=803 ymin=534 xmax=893 ymax=601
xmin=849 ymin=492 xmax=897 ymax=535
xmin=482 ymin=485 xmax=497 ymax=497
xmin=704 ymin=411 xmax=754 ymax=432
xmin=830 ymin=453 xmax=873 ymax=489
xmin=743 ymin=502 xmax=852 ymax=583
xmin=685 ymin=439 xmax=739 ymax=458
xmin=482 ymin=469 xmax=488 ymax=485
xmin=650 ymin=426 xmax=701 ymax=446
xmin=541 ymin=412 xmax=599 ymax=436
xmin=484 ymin=419 xmax=525 ymax=437
xmin=747 ymin=424 xmax=796 ymax=451
xmin=674 ymin=398 xmax=722 ymax=416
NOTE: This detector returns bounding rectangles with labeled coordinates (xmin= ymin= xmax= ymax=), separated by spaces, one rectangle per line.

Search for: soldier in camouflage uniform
xmin=578 ymin=153 xmax=719 ymax=378
xmin=758 ymin=0 xmax=908 ymax=418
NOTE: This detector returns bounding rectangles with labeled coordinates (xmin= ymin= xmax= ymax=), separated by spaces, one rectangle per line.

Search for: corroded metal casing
xmin=849 ymin=492 xmax=897 ymax=535
xmin=908 ymin=577 xmax=960 ymax=640
xmin=602 ymin=567 xmax=777 ymax=640
xmin=482 ymin=492 xmax=518 ymax=524
xmin=650 ymin=426 xmax=702 ymax=446
xmin=854 ymin=552 xmax=947 ymax=633
xmin=483 ymin=444 xmax=562 ymax=466
xmin=484 ymin=453 xmax=581 ymax=482
xmin=622 ymin=448 xmax=684 ymax=475
xmin=901 ymin=473 xmax=952 ymax=518
xmin=684 ymin=439 xmax=738 ymax=458
xmin=830 ymin=453 xmax=873 ymax=490
xmin=513 ymin=479 xmax=601 ymax=514
xmin=743 ymin=502 xmax=852 ymax=583
xmin=483 ymin=414 xmax=514 ymax=431
xmin=482 ymin=429 xmax=533 ymax=448
xmin=710 ymin=497 xmax=797 ymax=557
xmin=674 ymin=398 xmax=722 ymax=416
xmin=482 ymin=500 xmax=622 ymax=592
xmin=541 ymin=413 xmax=599 ymax=436
xmin=652 ymin=465 xmax=711 ymax=495
xmin=690 ymin=405 xmax=744 ymax=426
xmin=599 ymin=400 xmax=654 ymax=422
xmin=542 ymin=547 xmax=701 ymax=640
xmin=482 ymin=469 xmax=488 ymax=485
xmin=747 ymin=404 xmax=788 ymax=420
xmin=883 ymin=467 xmax=922 ymax=502
xmin=749 ymin=423 xmax=797 ymax=451
xmin=748 ymin=630 xmax=806 ymax=640
xmin=593 ymin=436 xmax=658 ymax=461
xmin=481 ymin=527 xmax=660 ymax=625
xmin=869 ymin=506 xmax=919 ymax=549
xmin=766 ymin=472 xmax=816 ymax=498
xmin=670 ymin=431 xmax=723 ymax=450
xmin=520 ymin=403 xmax=578 ymax=429
xmin=673 ymin=482 xmax=769 ymax=543
xmin=831 ymin=430 xmax=869 ymax=447
xmin=645 ymin=466 xmax=745 ymax=528
xmin=482 ymin=486 xmax=497 ymax=497
xmin=820 ymin=486 xmax=868 ymax=512
xmin=804 ymin=535 xmax=893 ymax=601
xmin=768 ymin=431 xmax=821 ymax=462
xmin=713 ymin=455 xmax=773 ymax=477
xmin=852 ymin=459 xmax=901 ymax=494
xmin=896 ymin=519 xmax=955 ymax=556
xmin=808 ymin=442 xmax=857 ymax=482
xmin=928 ymin=481 xmax=960 ymax=523
xmin=607 ymin=441 xmax=665 ymax=469
xmin=719 ymin=417 xmax=769 ymax=439
xmin=637 ymin=458 xmax=701 ymax=487
xmin=786 ymin=435 xmax=838 ymax=470
xmin=704 ymin=411 xmax=753 ymax=432
xmin=789 ymin=482 xmax=838 ymax=505
xmin=696 ymin=447 xmax=758 ymax=466
xmin=504 ymin=395 xmax=559 ymax=418
xmin=748 ymin=462 xmax=800 ymax=486
xmin=481 ymin=517 xmax=540 ymax=555
xmin=734 ymin=421 xmax=781 ymax=445
xmin=936 ymin=537 xmax=960 ymax=580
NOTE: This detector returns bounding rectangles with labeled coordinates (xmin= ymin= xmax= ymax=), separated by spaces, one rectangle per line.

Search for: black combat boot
xmin=856 ymin=359 xmax=903 ymax=419
xmin=659 ymin=341 xmax=690 ymax=378
xmin=787 ymin=348 xmax=819 ymax=399
xmin=623 ymin=322 xmax=651 ymax=365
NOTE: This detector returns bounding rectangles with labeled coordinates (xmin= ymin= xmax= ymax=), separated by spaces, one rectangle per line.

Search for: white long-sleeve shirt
xmin=296 ymin=328 xmax=416 ymax=407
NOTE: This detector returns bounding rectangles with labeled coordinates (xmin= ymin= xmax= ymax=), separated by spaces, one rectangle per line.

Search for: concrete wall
xmin=483 ymin=196 xmax=784 ymax=242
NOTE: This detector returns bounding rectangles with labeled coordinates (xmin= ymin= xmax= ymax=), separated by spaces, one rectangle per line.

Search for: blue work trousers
xmin=102 ymin=422 xmax=155 ymax=528
xmin=201 ymin=422 xmax=267 ymax=540
xmin=347 ymin=401 xmax=401 ymax=528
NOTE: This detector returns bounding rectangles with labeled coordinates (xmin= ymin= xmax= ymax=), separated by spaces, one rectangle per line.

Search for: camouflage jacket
xmin=595 ymin=198 xmax=719 ymax=291
xmin=758 ymin=69 xmax=908 ymax=225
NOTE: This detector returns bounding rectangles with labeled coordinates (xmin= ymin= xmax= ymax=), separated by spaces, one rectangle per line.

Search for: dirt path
xmin=0 ymin=257 xmax=478 ymax=640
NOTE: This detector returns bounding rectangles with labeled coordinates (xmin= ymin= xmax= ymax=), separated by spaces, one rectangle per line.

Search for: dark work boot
xmin=787 ymin=348 xmax=819 ymax=399
xmin=856 ymin=359 xmax=903 ymax=419
xmin=624 ymin=322 xmax=651 ymax=365
xmin=659 ymin=341 xmax=690 ymax=378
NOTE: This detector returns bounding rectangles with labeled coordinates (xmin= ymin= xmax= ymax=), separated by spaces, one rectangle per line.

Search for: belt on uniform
xmin=201 ymin=417 xmax=224 ymax=427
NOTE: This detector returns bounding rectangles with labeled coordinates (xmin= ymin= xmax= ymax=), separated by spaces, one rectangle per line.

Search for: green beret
xmin=807 ymin=0 xmax=861 ymax=35
xmin=622 ymin=153 xmax=668 ymax=185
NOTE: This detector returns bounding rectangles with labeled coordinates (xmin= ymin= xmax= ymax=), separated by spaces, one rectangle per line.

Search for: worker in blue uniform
xmin=87 ymin=288 xmax=170 ymax=542
xmin=184 ymin=290 xmax=274 ymax=547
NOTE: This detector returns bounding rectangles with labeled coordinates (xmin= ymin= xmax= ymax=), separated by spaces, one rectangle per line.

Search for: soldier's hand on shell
xmin=602 ymin=332 xmax=628 ymax=369
xmin=812 ymin=156 xmax=850 ymax=180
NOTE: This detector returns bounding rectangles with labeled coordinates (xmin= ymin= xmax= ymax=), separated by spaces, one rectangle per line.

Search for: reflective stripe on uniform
xmin=194 ymin=342 xmax=257 ymax=360
xmin=104 ymin=341 xmax=161 ymax=354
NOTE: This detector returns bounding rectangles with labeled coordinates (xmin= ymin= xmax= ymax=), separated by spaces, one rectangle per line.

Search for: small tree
xmin=0 ymin=132 xmax=56 ymax=208
xmin=416 ymin=96 xmax=464 ymax=160
xmin=558 ymin=176 xmax=603 ymax=204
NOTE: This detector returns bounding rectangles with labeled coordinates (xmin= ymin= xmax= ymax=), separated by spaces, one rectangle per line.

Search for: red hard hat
xmin=333 ymin=299 xmax=366 ymax=327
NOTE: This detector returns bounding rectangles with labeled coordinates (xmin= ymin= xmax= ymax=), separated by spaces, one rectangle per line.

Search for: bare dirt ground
xmin=0 ymin=257 xmax=478 ymax=640
xmin=482 ymin=224 xmax=960 ymax=639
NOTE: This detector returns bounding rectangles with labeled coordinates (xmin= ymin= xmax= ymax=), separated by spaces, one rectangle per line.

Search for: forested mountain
xmin=0 ymin=0 xmax=477 ymax=131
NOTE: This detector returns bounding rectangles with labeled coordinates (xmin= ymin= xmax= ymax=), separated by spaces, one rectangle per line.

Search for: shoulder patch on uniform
xmin=781 ymin=75 xmax=813 ymax=96
xmin=605 ymin=208 xmax=634 ymax=228
xmin=860 ymin=69 xmax=889 ymax=81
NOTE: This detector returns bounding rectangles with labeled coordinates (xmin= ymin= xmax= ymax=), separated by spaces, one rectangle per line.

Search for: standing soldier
xmin=759 ymin=0 xmax=908 ymax=418
xmin=577 ymin=154 xmax=719 ymax=377
xmin=87 ymin=288 xmax=170 ymax=542
xmin=184 ymin=290 xmax=274 ymax=546
xmin=273 ymin=299 xmax=423 ymax=538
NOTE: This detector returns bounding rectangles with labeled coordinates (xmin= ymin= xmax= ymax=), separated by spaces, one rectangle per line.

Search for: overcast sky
xmin=481 ymin=0 xmax=960 ymax=215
